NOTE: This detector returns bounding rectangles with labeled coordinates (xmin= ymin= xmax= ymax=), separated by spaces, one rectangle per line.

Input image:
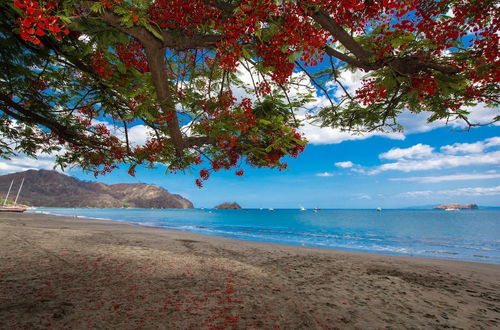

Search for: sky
xmin=2 ymin=68 xmax=499 ymax=209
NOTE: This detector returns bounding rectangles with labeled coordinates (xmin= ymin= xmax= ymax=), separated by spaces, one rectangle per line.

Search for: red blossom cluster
xmin=91 ymin=50 xmax=113 ymax=80
xmin=410 ymin=73 xmax=437 ymax=99
xmin=356 ymin=79 xmax=388 ymax=105
xmin=217 ymin=0 xmax=328 ymax=83
xmin=255 ymin=82 xmax=271 ymax=96
xmin=116 ymin=39 xmax=150 ymax=74
xmin=148 ymin=0 xmax=221 ymax=31
xmin=14 ymin=0 xmax=69 ymax=45
xmin=133 ymin=138 xmax=166 ymax=164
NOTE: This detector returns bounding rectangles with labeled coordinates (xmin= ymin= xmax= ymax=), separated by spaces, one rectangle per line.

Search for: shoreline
xmin=28 ymin=208 xmax=500 ymax=265
xmin=1 ymin=212 xmax=499 ymax=328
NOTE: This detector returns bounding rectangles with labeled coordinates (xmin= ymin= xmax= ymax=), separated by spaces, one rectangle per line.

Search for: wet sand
xmin=0 ymin=212 xmax=499 ymax=329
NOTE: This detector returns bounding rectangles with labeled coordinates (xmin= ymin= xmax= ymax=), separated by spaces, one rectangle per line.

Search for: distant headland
xmin=433 ymin=203 xmax=478 ymax=210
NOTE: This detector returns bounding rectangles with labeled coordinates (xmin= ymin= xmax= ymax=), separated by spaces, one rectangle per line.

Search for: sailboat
xmin=0 ymin=178 xmax=27 ymax=212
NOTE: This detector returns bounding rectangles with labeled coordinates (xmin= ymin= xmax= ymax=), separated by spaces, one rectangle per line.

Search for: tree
xmin=1 ymin=0 xmax=498 ymax=186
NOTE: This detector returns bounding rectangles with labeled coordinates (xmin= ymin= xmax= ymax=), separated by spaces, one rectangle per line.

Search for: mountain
xmin=0 ymin=170 xmax=193 ymax=209
xmin=214 ymin=202 xmax=242 ymax=209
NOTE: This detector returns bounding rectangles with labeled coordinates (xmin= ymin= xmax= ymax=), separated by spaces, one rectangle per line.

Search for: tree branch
xmin=311 ymin=9 xmax=373 ymax=61
xmin=0 ymin=93 xmax=97 ymax=148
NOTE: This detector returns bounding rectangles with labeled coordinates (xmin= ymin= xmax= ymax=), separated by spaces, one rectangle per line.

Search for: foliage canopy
xmin=1 ymin=0 xmax=498 ymax=185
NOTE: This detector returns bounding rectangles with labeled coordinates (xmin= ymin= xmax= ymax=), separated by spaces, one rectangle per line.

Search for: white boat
xmin=0 ymin=178 xmax=27 ymax=213
xmin=444 ymin=208 xmax=459 ymax=211
xmin=376 ymin=207 xmax=382 ymax=211
xmin=268 ymin=208 xmax=274 ymax=211
xmin=300 ymin=207 xmax=306 ymax=211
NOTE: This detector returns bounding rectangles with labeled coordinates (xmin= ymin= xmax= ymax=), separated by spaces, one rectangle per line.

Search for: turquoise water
xmin=30 ymin=208 xmax=500 ymax=264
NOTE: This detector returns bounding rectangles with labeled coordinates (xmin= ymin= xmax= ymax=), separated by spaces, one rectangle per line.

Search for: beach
xmin=1 ymin=213 xmax=499 ymax=329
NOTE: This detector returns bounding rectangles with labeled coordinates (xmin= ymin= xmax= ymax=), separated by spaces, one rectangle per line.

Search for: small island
xmin=213 ymin=202 xmax=242 ymax=209
xmin=434 ymin=203 xmax=478 ymax=210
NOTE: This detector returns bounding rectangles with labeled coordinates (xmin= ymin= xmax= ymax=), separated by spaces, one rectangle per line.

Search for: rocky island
xmin=0 ymin=170 xmax=193 ymax=209
xmin=434 ymin=203 xmax=478 ymax=210
xmin=213 ymin=202 xmax=242 ymax=209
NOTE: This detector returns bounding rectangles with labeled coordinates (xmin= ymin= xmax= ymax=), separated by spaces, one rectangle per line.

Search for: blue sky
xmin=2 ymin=68 xmax=499 ymax=208
xmin=58 ymin=123 xmax=499 ymax=209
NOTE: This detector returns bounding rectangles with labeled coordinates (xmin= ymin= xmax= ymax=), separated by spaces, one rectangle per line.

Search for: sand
xmin=0 ymin=213 xmax=499 ymax=329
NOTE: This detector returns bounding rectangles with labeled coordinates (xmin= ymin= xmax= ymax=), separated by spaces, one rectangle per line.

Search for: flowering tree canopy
xmin=1 ymin=0 xmax=498 ymax=185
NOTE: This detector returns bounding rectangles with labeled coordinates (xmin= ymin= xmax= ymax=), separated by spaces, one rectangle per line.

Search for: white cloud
xmin=355 ymin=193 xmax=372 ymax=200
xmin=399 ymin=185 xmax=500 ymax=198
xmin=335 ymin=161 xmax=354 ymax=168
xmin=127 ymin=124 xmax=153 ymax=146
xmin=372 ymin=150 xmax=500 ymax=174
xmin=440 ymin=141 xmax=486 ymax=155
xmin=380 ymin=143 xmax=434 ymax=160
xmin=367 ymin=136 xmax=500 ymax=174
xmin=315 ymin=172 xmax=334 ymax=177
xmin=300 ymin=121 xmax=405 ymax=145
xmin=0 ymin=154 xmax=59 ymax=175
xmin=328 ymin=69 xmax=366 ymax=99
xmin=439 ymin=137 xmax=500 ymax=155
xmin=390 ymin=172 xmax=500 ymax=183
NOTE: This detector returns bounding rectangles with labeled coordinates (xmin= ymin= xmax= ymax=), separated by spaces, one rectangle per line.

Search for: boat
xmin=0 ymin=178 xmax=27 ymax=213
xmin=444 ymin=208 xmax=459 ymax=211
xmin=376 ymin=207 xmax=382 ymax=211
xmin=300 ymin=207 xmax=306 ymax=211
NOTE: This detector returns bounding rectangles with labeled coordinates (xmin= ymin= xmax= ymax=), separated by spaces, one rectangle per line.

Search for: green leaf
xmin=90 ymin=3 xmax=105 ymax=14
xmin=143 ymin=23 xmax=163 ymax=40
xmin=116 ymin=62 xmax=127 ymax=74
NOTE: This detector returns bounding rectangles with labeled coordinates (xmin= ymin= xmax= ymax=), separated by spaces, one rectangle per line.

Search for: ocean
xmin=30 ymin=208 xmax=500 ymax=264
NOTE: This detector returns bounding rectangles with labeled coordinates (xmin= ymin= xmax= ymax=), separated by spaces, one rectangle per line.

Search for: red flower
xmin=199 ymin=168 xmax=210 ymax=180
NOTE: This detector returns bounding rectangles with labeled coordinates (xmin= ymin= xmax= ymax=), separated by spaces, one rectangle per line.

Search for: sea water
xmin=30 ymin=208 xmax=500 ymax=264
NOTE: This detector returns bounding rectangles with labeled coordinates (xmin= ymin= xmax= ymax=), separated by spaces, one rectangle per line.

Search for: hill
xmin=214 ymin=202 xmax=242 ymax=209
xmin=0 ymin=170 xmax=193 ymax=209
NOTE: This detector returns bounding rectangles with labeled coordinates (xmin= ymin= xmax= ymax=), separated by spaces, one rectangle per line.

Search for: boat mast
xmin=14 ymin=178 xmax=24 ymax=204
xmin=3 ymin=180 xmax=13 ymax=206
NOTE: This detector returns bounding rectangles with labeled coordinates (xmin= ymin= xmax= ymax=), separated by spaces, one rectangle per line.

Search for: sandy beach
xmin=0 ymin=213 xmax=499 ymax=329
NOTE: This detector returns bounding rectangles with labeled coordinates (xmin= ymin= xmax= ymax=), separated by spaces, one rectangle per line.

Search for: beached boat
xmin=0 ymin=178 xmax=27 ymax=213
xmin=0 ymin=205 xmax=27 ymax=212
